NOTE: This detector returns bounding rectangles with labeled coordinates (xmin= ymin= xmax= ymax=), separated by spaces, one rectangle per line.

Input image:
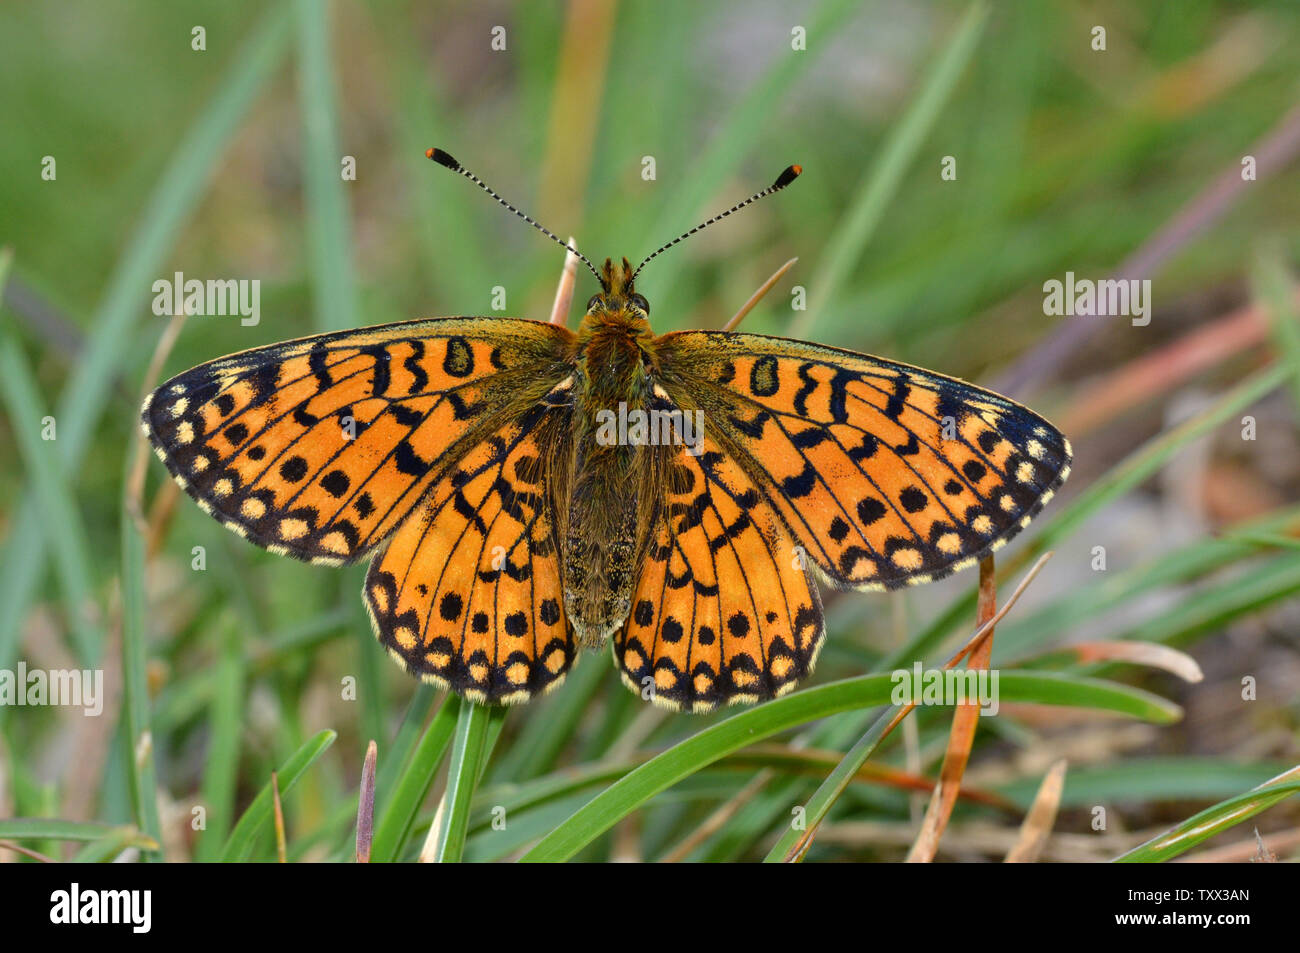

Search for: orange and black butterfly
xmin=142 ymin=149 xmax=1070 ymax=712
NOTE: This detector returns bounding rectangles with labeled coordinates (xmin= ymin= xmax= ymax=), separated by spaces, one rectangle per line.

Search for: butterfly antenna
xmin=631 ymin=164 xmax=802 ymax=283
xmin=426 ymin=147 xmax=604 ymax=286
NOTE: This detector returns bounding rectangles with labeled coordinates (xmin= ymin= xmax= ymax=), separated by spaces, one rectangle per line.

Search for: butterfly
xmin=142 ymin=149 xmax=1071 ymax=713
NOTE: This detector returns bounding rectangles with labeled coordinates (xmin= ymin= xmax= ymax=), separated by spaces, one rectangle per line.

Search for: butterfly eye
xmin=587 ymin=294 xmax=603 ymax=311
xmin=630 ymin=293 xmax=650 ymax=315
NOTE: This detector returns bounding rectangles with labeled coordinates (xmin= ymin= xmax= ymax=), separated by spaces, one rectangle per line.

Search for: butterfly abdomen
xmin=561 ymin=315 xmax=661 ymax=650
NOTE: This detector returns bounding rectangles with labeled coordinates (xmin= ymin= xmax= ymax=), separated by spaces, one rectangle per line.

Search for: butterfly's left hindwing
xmin=142 ymin=317 xmax=573 ymax=565
xmin=656 ymin=331 xmax=1071 ymax=592
xmin=366 ymin=390 xmax=577 ymax=705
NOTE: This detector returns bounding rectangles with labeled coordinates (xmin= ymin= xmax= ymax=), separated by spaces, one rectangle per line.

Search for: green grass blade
xmin=432 ymin=701 xmax=503 ymax=863
xmin=219 ymin=729 xmax=337 ymax=862
xmin=0 ymin=250 xmax=98 ymax=664
xmin=295 ymin=0 xmax=357 ymax=332
xmin=793 ymin=0 xmax=990 ymax=339
xmin=1114 ymin=778 xmax=1300 ymax=863
xmin=647 ymin=0 xmax=868 ymax=309
xmin=996 ymin=757 xmax=1293 ymax=808
xmin=371 ymin=693 xmax=460 ymax=863
xmin=120 ymin=496 xmax=161 ymax=857
xmin=491 ymin=654 xmax=606 ymax=782
xmin=1251 ymin=238 xmax=1300 ymax=417
xmin=763 ymin=705 xmax=897 ymax=862
xmin=0 ymin=2 xmax=294 ymax=674
xmin=70 ymin=826 xmax=160 ymax=862
xmin=995 ymin=505 xmax=1300 ymax=661
xmin=760 ymin=671 xmax=1181 ymax=862
xmin=0 ymin=818 xmax=138 ymax=842
xmin=194 ymin=613 xmax=246 ymax=861
xmin=520 ymin=670 xmax=1175 ymax=862
xmin=1096 ymin=552 xmax=1300 ymax=653
xmin=372 ymin=684 xmax=439 ymax=812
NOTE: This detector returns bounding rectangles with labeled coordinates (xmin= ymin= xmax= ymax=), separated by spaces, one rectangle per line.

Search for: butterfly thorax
xmin=562 ymin=258 xmax=664 ymax=650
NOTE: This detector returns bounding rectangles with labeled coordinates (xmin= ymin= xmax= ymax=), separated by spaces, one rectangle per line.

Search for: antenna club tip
xmin=774 ymin=164 xmax=802 ymax=189
xmin=426 ymin=147 xmax=460 ymax=171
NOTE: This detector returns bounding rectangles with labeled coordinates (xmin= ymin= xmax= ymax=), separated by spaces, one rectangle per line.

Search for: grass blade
xmin=194 ymin=614 xmax=246 ymax=861
xmin=120 ymin=487 xmax=161 ymax=857
xmin=370 ymin=693 xmax=460 ymax=863
xmin=647 ymin=0 xmax=868 ymax=308
xmin=521 ymin=670 xmax=1177 ymax=862
xmin=295 ymin=0 xmax=357 ymax=333
xmin=0 ymin=819 xmax=135 ymax=842
xmin=0 ymin=2 xmax=294 ymax=674
xmin=0 ymin=254 xmax=99 ymax=664
xmin=430 ymin=701 xmax=503 ymax=863
xmin=71 ymin=826 xmax=160 ymax=863
xmin=1114 ymin=776 xmax=1300 ymax=863
xmin=793 ymin=0 xmax=990 ymax=338
xmin=220 ymin=729 xmax=337 ymax=862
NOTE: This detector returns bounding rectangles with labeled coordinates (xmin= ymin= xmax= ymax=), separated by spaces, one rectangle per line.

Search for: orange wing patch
xmin=365 ymin=400 xmax=575 ymax=704
xmin=657 ymin=331 xmax=1071 ymax=591
xmin=142 ymin=318 xmax=571 ymax=565
xmin=613 ymin=422 xmax=825 ymax=713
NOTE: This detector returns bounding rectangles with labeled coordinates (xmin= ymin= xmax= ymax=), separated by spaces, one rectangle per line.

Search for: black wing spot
xmin=900 ymin=486 xmax=928 ymax=513
xmin=857 ymin=497 xmax=886 ymax=525
xmin=321 ymin=469 xmax=350 ymax=498
xmin=280 ymin=456 xmax=309 ymax=483
xmin=539 ymin=598 xmax=561 ymax=626
xmin=439 ymin=592 xmax=463 ymax=621
xmin=749 ymin=355 xmax=780 ymax=397
xmin=443 ymin=336 xmax=475 ymax=378
xmin=634 ymin=599 xmax=654 ymax=627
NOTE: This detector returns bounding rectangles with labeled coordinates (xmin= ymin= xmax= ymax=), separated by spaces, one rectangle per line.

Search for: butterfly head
xmin=586 ymin=257 xmax=650 ymax=319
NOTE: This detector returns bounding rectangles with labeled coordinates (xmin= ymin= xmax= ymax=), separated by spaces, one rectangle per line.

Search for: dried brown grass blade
xmin=1004 ymin=759 xmax=1068 ymax=862
xmin=723 ymin=258 xmax=798 ymax=331
xmin=550 ymin=236 xmax=581 ymax=326
xmin=356 ymin=740 xmax=378 ymax=863
xmin=906 ymin=555 xmax=998 ymax=862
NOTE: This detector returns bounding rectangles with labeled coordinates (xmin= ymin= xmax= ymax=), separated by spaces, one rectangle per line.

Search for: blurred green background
xmin=1 ymin=0 xmax=1299 ymax=863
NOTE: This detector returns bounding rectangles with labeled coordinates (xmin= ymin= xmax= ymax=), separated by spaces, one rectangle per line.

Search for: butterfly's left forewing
xmin=142 ymin=317 xmax=573 ymax=565
xmin=656 ymin=331 xmax=1071 ymax=592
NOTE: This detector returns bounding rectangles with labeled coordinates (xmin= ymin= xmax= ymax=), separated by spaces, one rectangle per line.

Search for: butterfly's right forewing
xmin=142 ymin=317 xmax=573 ymax=565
